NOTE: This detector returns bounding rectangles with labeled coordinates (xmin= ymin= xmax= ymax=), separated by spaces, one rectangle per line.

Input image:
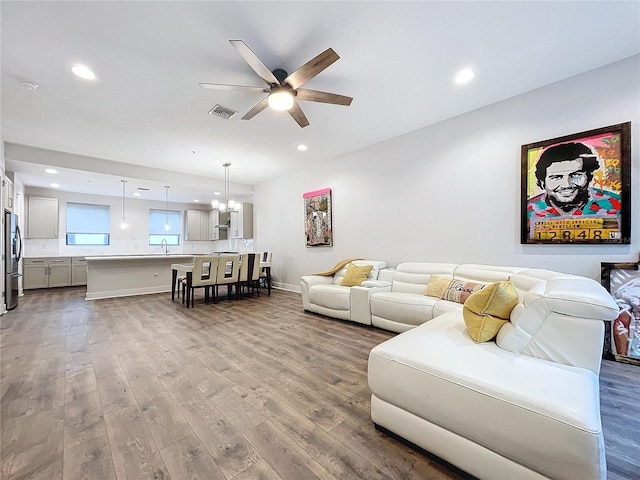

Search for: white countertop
xmin=85 ymin=254 xmax=196 ymax=261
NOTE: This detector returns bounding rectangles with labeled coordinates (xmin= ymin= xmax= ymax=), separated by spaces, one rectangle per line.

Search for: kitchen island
xmin=85 ymin=254 xmax=195 ymax=300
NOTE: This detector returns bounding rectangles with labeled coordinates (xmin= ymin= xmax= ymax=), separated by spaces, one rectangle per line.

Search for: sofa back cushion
xmin=453 ymin=264 xmax=524 ymax=284
xmin=498 ymin=269 xmax=619 ymax=373
xmin=332 ymin=260 xmax=386 ymax=285
xmin=392 ymin=263 xmax=457 ymax=294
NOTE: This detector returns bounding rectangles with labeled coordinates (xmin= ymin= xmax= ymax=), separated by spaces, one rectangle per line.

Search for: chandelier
xmin=211 ymin=162 xmax=239 ymax=212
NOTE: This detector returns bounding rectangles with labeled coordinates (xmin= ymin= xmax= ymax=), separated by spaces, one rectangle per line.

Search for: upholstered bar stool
xmin=250 ymin=252 xmax=262 ymax=296
xmin=214 ymin=254 xmax=241 ymax=302
xmin=260 ymin=252 xmax=272 ymax=295
xmin=184 ymin=256 xmax=218 ymax=307
xmin=237 ymin=253 xmax=259 ymax=299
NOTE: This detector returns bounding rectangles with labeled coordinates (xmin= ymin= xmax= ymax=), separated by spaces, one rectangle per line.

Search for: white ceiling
xmin=2 ymin=1 xmax=639 ymax=204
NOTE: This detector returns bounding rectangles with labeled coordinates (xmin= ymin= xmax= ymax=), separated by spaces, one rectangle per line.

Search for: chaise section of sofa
xmin=367 ymin=265 xmax=619 ymax=480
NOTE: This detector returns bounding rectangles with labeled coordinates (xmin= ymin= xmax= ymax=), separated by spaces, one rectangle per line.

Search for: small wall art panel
xmin=303 ymin=188 xmax=332 ymax=247
xmin=601 ymin=258 xmax=640 ymax=366
xmin=521 ymin=122 xmax=631 ymax=244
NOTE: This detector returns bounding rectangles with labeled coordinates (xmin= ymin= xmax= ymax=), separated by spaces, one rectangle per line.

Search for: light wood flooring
xmin=1 ymin=287 xmax=638 ymax=480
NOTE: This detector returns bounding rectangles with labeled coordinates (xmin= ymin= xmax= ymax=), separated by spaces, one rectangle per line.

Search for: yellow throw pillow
xmin=340 ymin=263 xmax=374 ymax=286
xmin=425 ymin=275 xmax=452 ymax=298
xmin=463 ymin=280 xmax=518 ymax=343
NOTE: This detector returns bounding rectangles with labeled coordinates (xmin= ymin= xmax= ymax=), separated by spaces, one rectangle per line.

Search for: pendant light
xmin=164 ymin=186 xmax=170 ymax=230
xmin=211 ymin=162 xmax=239 ymax=212
xmin=120 ymin=180 xmax=128 ymax=229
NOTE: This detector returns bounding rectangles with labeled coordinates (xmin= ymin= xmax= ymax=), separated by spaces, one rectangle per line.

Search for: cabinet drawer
xmin=48 ymin=257 xmax=71 ymax=265
xmin=24 ymin=258 xmax=48 ymax=265
xmin=72 ymin=257 xmax=87 ymax=264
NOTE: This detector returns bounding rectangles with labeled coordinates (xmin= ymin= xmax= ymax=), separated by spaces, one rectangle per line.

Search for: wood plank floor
xmin=1 ymin=287 xmax=638 ymax=480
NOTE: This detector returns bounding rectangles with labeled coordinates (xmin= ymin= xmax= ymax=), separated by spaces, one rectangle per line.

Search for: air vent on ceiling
xmin=208 ymin=104 xmax=237 ymax=120
xmin=137 ymin=187 xmax=150 ymax=191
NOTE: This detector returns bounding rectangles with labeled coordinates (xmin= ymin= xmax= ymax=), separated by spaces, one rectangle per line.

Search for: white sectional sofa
xmin=301 ymin=261 xmax=620 ymax=480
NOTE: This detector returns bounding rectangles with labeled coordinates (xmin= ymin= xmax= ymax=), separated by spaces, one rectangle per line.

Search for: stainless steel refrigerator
xmin=4 ymin=210 xmax=23 ymax=310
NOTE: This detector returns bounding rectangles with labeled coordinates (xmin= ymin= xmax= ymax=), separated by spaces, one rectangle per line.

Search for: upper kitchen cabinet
xmin=3 ymin=177 xmax=14 ymax=211
xmin=184 ymin=209 xmax=210 ymax=241
xmin=209 ymin=209 xmax=228 ymax=240
xmin=26 ymin=196 xmax=59 ymax=238
xmin=229 ymin=203 xmax=253 ymax=239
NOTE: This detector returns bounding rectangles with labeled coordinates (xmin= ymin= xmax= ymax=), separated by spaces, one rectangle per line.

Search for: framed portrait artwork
xmin=303 ymin=188 xmax=332 ymax=247
xmin=601 ymin=259 xmax=640 ymax=366
xmin=521 ymin=122 xmax=631 ymax=244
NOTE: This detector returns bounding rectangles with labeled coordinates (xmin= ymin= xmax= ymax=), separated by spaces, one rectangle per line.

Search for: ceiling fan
xmin=199 ymin=40 xmax=353 ymax=128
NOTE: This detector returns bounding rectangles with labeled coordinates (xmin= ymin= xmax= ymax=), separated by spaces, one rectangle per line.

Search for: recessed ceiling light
xmin=454 ymin=68 xmax=475 ymax=85
xmin=50 ymin=183 xmax=60 ymax=188
xmin=45 ymin=168 xmax=58 ymax=174
xmin=133 ymin=192 xmax=141 ymax=197
xmin=214 ymin=191 xmax=221 ymax=196
xmin=71 ymin=64 xmax=96 ymax=80
xmin=194 ymin=199 xmax=200 ymax=203
xmin=298 ymin=144 xmax=308 ymax=151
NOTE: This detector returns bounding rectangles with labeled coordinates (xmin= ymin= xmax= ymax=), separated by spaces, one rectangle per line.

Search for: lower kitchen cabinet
xmin=24 ymin=257 xmax=72 ymax=289
xmin=71 ymin=257 xmax=87 ymax=286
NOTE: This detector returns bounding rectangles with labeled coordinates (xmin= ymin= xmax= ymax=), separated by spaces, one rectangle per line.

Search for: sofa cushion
xmin=463 ymin=280 xmax=518 ymax=342
xmin=341 ymin=263 xmax=373 ymax=286
xmin=308 ymin=284 xmax=351 ymax=311
xmin=441 ymin=279 xmax=485 ymax=304
xmin=425 ymin=275 xmax=451 ymax=298
xmin=370 ymin=292 xmax=438 ymax=327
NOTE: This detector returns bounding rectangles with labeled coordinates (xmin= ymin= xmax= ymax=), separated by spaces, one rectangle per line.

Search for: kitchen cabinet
xmin=228 ymin=203 xmax=253 ymax=239
xmin=184 ymin=209 xmax=210 ymax=241
xmin=71 ymin=257 xmax=87 ymax=286
xmin=3 ymin=177 xmax=14 ymax=211
xmin=27 ymin=196 xmax=59 ymax=239
xmin=24 ymin=257 xmax=71 ymax=289
xmin=208 ymin=209 xmax=228 ymax=240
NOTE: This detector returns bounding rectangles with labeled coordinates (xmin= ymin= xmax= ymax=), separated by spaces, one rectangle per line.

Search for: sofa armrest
xmin=300 ymin=275 xmax=334 ymax=310
xmin=351 ymin=283 xmax=393 ymax=325
xmin=301 ymin=275 xmax=334 ymax=288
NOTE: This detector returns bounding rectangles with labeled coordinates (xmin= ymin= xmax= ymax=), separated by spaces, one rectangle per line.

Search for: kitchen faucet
xmin=161 ymin=238 xmax=168 ymax=254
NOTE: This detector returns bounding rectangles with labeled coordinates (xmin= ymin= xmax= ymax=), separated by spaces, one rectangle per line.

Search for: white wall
xmin=22 ymin=187 xmax=254 ymax=257
xmin=255 ymin=55 xmax=640 ymax=291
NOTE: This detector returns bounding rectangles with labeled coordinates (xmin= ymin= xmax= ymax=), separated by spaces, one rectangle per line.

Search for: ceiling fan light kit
xmin=268 ymin=89 xmax=294 ymax=111
xmin=200 ymin=39 xmax=352 ymax=127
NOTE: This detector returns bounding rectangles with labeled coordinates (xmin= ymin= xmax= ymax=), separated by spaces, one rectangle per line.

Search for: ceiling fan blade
xmin=288 ymin=101 xmax=310 ymax=128
xmin=241 ymin=97 xmax=269 ymax=120
xmin=229 ymin=40 xmax=280 ymax=85
xmin=199 ymin=83 xmax=268 ymax=94
xmin=284 ymin=48 xmax=340 ymax=90
xmin=296 ymin=88 xmax=353 ymax=106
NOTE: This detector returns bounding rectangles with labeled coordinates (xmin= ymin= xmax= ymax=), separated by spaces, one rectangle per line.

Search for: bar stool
xmin=259 ymin=252 xmax=272 ymax=296
xmin=214 ymin=254 xmax=241 ymax=302
xmin=186 ymin=256 xmax=219 ymax=308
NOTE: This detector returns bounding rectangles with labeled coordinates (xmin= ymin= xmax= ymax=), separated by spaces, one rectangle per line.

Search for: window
xmin=66 ymin=202 xmax=110 ymax=245
xmin=149 ymin=209 xmax=181 ymax=245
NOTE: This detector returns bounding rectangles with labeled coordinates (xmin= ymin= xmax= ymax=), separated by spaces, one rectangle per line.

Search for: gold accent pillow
xmin=340 ymin=263 xmax=374 ymax=286
xmin=463 ymin=280 xmax=519 ymax=343
xmin=425 ymin=276 xmax=452 ymax=298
